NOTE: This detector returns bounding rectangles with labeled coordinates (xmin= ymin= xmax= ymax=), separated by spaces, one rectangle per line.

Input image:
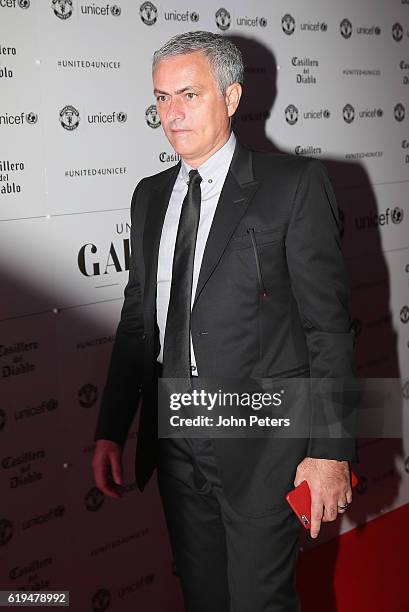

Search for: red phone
xmin=286 ymin=471 xmax=359 ymax=529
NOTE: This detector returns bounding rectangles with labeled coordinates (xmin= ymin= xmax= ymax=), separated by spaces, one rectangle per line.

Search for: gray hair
xmin=152 ymin=30 xmax=244 ymax=95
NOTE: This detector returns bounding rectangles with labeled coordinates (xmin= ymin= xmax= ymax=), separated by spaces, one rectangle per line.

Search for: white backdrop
xmin=1 ymin=1 xmax=409 ymax=610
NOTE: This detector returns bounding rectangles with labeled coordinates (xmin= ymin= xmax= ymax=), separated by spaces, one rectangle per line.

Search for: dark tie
xmin=162 ymin=168 xmax=203 ymax=379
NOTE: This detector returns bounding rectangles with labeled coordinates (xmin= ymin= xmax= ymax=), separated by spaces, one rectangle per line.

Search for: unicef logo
xmin=400 ymin=305 xmax=409 ymax=324
xmin=18 ymin=0 xmax=30 ymax=7
xmin=92 ymin=589 xmax=111 ymax=612
xmin=116 ymin=111 xmax=127 ymax=123
xmin=343 ymin=103 xmax=355 ymax=124
xmin=215 ymin=8 xmax=231 ymax=31
xmin=340 ymin=18 xmax=353 ymax=39
xmin=260 ymin=17 xmax=267 ymax=27
xmin=145 ymin=104 xmax=160 ymax=128
xmin=281 ymin=14 xmax=295 ymax=35
xmin=320 ymin=22 xmax=327 ymax=32
xmin=78 ymin=383 xmax=98 ymax=408
xmin=190 ymin=11 xmax=199 ymax=23
xmin=59 ymin=105 xmax=80 ymax=130
xmin=285 ymin=104 xmax=298 ymax=125
xmin=85 ymin=487 xmax=105 ymax=512
xmin=394 ymin=103 xmax=405 ymax=122
xmin=392 ymin=22 xmax=403 ymax=42
xmin=26 ymin=112 xmax=38 ymax=124
xmin=391 ymin=207 xmax=404 ymax=224
xmin=52 ymin=0 xmax=73 ymax=20
xmin=140 ymin=1 xmax=157 ymax=25
xmin=111 ymin=4 xmax=121 ymax=16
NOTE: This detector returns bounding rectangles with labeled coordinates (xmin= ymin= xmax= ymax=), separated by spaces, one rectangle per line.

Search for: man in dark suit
xmin=93 ymin=31 xmax=358 ymax=612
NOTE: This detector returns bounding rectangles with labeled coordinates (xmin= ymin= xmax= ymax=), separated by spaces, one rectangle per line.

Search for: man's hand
xmin=294 ymin=457 xmax=352 ymax=539
xmin=92 ymin=439 xmax=125 ymax=499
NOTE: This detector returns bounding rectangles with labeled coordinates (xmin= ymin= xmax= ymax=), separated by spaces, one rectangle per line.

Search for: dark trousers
xmin=156 ymin=382 xmax=302 ymax=612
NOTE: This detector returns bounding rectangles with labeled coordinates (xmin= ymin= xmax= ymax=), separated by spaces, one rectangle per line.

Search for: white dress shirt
xmin=156 ymin=131 xmax=236 ymax=375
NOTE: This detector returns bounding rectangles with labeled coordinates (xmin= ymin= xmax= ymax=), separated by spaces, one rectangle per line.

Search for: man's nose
xmin=166 ymin=97 xmax=185 ymax=122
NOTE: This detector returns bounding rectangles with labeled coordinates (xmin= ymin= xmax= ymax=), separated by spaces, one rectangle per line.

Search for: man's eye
xmin=186 ymin=92 xmax=197 ymax=100
xmin=156 ymin=95 xmax=167 ymax=103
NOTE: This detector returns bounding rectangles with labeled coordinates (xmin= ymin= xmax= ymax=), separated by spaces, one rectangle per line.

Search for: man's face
xmin=153 ymin=51 xmax=238 ymax=166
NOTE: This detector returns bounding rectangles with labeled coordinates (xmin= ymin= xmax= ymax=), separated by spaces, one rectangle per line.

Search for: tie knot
xmin=188 ymin=169 xmax=202 ymax=186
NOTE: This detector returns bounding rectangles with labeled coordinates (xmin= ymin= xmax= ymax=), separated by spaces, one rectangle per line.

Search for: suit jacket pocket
xmin=229 ymin=224 xmax=286 ymax=251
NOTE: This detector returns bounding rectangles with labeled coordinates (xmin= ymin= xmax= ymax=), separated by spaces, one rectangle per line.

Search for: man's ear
xmin=225 ymin=83 xmax=242 ymax=118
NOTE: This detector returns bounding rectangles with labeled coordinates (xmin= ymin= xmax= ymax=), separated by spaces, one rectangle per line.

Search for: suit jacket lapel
xmin=142 ymin=140 xmax=260 ymax=326
xmin=192 ymin=141 xmax=260 ymax=309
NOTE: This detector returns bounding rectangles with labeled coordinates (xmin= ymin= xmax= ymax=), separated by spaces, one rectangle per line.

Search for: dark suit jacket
xmin=94 ymin=138 xmax=359 ymax=517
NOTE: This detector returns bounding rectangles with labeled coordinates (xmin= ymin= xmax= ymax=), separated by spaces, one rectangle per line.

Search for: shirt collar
xmin=180 ymin=131 xmax=236 ymax=185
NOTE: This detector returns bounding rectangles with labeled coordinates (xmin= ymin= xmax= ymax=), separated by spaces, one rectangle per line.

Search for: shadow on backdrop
xmin=229 ymin=33 xmax=404 ymax=612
